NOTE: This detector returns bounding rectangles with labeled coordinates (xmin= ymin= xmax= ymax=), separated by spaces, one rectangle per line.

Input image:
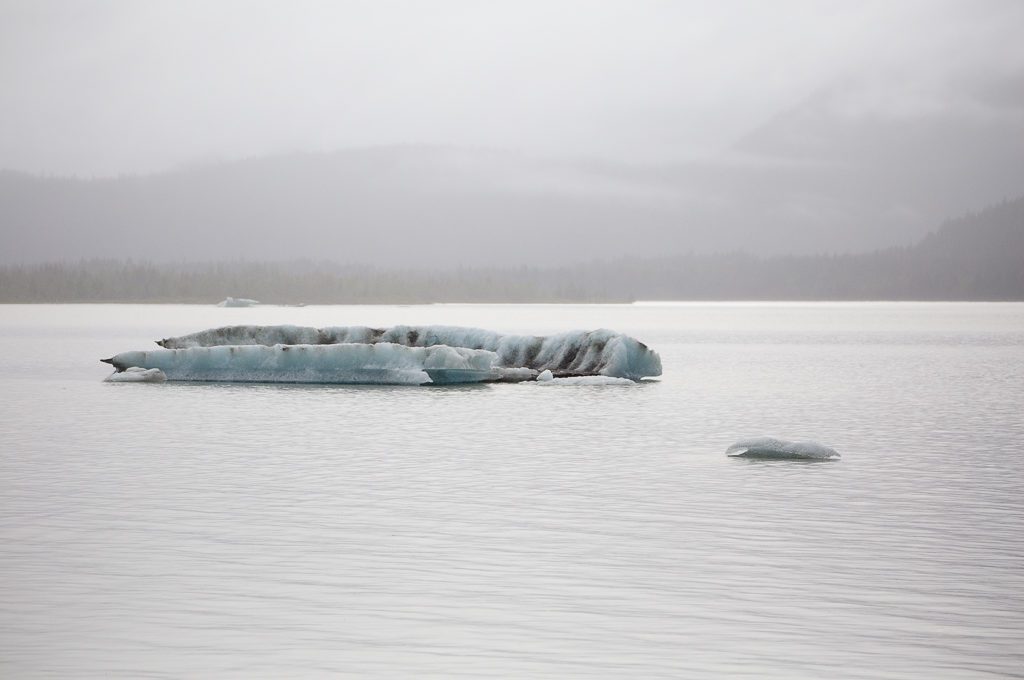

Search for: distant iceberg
xmin=102 ymin=324 xmax=661 ymax=385
xmin=217 ymin=297 xmax=260 ymax=307
xmin=726 ymin=437 xmax=840 ymax=460
xmin=155 ymin=324 xmax=662 ymax=381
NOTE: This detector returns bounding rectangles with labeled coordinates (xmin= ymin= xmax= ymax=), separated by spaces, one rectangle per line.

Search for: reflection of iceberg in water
xmin=726 ymin=437 xmax=841 ymax=460
xmin=104 ymin=324 xmax=662 ymax=385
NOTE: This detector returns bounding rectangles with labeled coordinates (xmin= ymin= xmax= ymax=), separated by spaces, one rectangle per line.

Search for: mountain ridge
xmin=3 ymin=74 xmax=1022 ymax=266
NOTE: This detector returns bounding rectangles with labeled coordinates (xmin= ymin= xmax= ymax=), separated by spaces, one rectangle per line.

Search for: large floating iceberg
xmin=103 ymin=343 xmax=499 ymax=385
xmin=155 ymin=324 xmax=662 ymax=380
xmin=726 ymin=437 xmax=841 ymax=460
xmin=103 ymin=324 xmax=662 ymax=385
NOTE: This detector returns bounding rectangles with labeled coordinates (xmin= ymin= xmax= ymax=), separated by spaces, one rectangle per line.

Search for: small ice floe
xmin=535 ymin=369 xmax=636 ymax=385
xmin=726 ymin=436 xmax=840 ymax=460
xmin=103 ymin=367 xmax=167 ymax=383
xmin=493 ymin=367 xmax=538 ymax=382
xmin=216 ymin=297 xmax=260 ymax=307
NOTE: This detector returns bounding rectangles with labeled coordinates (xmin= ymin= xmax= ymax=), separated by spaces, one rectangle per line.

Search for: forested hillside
xmin=2 ymin=197 xmax=1021 ymax=302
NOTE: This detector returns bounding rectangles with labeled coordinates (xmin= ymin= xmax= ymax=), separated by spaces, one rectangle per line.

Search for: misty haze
xmin=1 ymin=2 xmax=1023 ymax=678
xmin=1 ymin=0 xmax=1022 ymax=296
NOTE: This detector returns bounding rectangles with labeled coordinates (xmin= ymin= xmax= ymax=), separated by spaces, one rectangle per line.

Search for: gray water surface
xmin=2 ymin=303 xmax=1023 ymax=678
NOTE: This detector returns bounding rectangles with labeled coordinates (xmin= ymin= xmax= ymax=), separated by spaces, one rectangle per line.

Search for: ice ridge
xmin=156 ymin=324 xmax=662 ymax=380
xmin=103 ymin=343 xmax=498 ymax=385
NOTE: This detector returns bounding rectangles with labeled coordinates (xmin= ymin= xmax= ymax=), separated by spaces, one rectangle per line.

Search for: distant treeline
xmin=2 ymin=197 xmax=1022 ymax=303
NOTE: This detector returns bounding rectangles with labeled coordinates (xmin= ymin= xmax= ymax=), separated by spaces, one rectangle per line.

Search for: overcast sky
xmin=1 ymin=0 xmax=1022 ymax=177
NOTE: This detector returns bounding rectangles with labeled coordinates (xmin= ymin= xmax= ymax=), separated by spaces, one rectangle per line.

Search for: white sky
xmin=1 ymin=0 xmax=1021 ymax=176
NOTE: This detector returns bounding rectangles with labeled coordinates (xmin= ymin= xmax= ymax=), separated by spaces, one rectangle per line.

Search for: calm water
xmin=2 ymin=302 xmax=1023 ymax=678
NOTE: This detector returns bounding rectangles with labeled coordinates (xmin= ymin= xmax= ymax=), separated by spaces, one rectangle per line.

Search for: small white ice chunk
xmin=726 ymin=436 xmax=840 ymax=460
xmin=104 ymin=367 xmax=167 ymax=383
xmin=493 ymin=367 xmax=538 ymax=382
xmin=536 ymin=369 xmax=634 ymax=385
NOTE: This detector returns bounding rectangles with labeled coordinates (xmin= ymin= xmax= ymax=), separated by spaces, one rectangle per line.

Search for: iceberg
xmin=102 ymin=343 xmax=498 ymax=385
xmin=726 ymin=437 xmax=841 ymax=460
xmin=103 ymin=367 xmax=167 ymax=383
xmin=156 ymin=324 xmax=662 ymax=380
xmin=217 ymin=297 xmax=260 ymax=307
